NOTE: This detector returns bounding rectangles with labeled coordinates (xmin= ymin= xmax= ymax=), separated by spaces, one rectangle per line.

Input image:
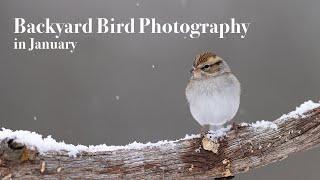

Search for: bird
xmin=185 ymin=52 xmax=241 ymax=133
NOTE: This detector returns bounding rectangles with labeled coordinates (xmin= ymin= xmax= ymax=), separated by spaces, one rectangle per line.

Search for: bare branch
xmin=1 ymin=103 xmax=320 ymax=179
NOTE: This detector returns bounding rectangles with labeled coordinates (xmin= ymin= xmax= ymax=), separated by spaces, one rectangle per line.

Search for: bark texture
xmin=1 ymin=107 xmax=320 ymax=179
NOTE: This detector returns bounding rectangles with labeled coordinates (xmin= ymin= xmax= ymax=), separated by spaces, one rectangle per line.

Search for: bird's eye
xmin=201 ymin=64 xmax=211 ymax=71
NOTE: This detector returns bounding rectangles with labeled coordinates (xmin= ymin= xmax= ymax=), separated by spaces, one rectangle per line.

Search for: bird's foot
xmin=200 ymin=124 xmax=210 ymax=137
xmin=230 ymin=122 xmax=239 ymax=131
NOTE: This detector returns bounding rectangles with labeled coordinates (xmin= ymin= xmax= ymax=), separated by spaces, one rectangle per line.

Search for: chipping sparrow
xmin=185 ymin=52 xmax=241 ymax=132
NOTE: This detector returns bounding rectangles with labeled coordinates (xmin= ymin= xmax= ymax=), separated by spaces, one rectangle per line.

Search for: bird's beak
xmin=191 ymin=68 xmax=202 ymax=79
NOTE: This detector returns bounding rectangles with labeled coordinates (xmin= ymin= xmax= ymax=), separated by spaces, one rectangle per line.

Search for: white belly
xmin=186 ymin=74 xmax=240 ymax=126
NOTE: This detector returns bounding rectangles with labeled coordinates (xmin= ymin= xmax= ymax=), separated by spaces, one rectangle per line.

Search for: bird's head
xmin=190 ymin=52 xmax=231 ymax=80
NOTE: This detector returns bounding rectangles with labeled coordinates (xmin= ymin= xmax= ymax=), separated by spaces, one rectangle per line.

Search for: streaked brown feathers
xmin=193 ymin=52 xmax=217 ymax=68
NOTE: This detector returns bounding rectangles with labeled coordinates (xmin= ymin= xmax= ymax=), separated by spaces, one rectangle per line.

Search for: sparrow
xmin=185 ymin=52 xmax=241 ymax=132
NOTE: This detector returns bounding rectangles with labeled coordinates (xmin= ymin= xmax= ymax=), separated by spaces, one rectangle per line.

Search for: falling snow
xmin=136 ymin=0 xmax=143 ymax=7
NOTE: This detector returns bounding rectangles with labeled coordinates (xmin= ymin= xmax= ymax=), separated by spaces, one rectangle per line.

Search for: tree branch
xmin=1 ymin=102 xmax=320 ymax=179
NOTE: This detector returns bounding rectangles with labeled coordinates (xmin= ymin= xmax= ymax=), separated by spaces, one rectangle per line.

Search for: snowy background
xmin=1 ymin=0 xmax=320 ymax=179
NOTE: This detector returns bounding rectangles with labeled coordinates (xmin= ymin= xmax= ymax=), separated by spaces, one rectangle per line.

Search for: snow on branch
xmin=0 ymin=100 xmax=320 ymax=179
xmin=0 ymin=128 xmax=199 ymax=157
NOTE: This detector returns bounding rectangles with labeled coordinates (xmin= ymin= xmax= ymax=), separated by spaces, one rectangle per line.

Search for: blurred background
xmin=1 ymin=0 xmax=320 ymax=179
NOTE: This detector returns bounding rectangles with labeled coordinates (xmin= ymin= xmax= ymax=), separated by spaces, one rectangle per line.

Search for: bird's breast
xmin=186 ymin=73 xmax=240 ymax=126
